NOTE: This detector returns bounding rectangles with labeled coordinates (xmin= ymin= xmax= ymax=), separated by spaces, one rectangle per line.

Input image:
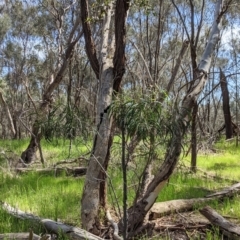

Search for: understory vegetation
xmin=0 ymin=138 xmax=240 ymax=239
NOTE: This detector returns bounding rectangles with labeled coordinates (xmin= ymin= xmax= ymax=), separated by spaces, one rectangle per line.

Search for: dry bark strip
xmin=15 ymin=167 xmax=87 ymax=177
xmin=200 ymin=206 xmax=240 ymax=240
xmin=150 ymin=182 xmax=240 ymax=219
xmin=0 ymin=202 xmax=103 ymax=240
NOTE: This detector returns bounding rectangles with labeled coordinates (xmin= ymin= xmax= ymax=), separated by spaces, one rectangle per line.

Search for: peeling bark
xmin=80 ymin=0 xmax=129 ymax=233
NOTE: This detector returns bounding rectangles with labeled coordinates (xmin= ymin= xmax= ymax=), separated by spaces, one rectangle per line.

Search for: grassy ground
xmin=0 ymin=137 xmax=240 ymax=238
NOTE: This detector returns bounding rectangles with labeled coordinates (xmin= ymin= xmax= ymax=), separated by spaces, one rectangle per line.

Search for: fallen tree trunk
xmin=149 ymin=198 xmax=213 ymax=220
xmin=1 ymin=202 xmax=103 ymax=240
xmin=205 ymin=182 xmax=240 ymax=198
xmin=0 ymin=232 xmax=41 ymax=240
xmin=200 ymin=206 xmax=240 ymax=240
xmin=150 ymin=182 xmax=240 ymax=219
xmin=15 ymin=167 xmax=87 ymax=177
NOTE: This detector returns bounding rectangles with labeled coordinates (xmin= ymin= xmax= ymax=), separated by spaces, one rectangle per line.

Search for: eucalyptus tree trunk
xmin=191 ymin=102 xmax=198 ymax=172
xmin=219 ymin=68 xmax=233 ymax=139
xmin=0 ymin=91 xmax=16 ymax=138
xmin=21 ymin=16 xmax=82 ymax=164
xmin=80 ymin=0 xmax=130 ymax=234
xmin=126 ymin=0 xmax=228 ymax=236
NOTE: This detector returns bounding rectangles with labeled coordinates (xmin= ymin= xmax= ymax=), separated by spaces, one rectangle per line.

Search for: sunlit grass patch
xmin=183 ymin=138 xmax=240 ymax=180
xmin=1 ymin=137 xmax=240 ymax=237
xmin=0 ymin=171 xmax=84 ymax=227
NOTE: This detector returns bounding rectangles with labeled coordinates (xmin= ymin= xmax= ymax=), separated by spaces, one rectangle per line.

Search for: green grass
xmin=0 ymin=137 xmax=90 ymax=165
xmin=0 ymin=137 xmax=240 ymax=238
xmin=0 ymin=171 xmax=84 ymax=234
xmin=184 ymin=138 xmax=240 ymax=180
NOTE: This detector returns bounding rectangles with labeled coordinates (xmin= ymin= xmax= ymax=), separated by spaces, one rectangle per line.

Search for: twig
xmin=106 ymin=210 xmax=123 ymax=240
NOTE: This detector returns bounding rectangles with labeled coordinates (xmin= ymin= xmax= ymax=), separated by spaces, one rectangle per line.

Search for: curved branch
xmin=113 ymin=0 xmax=130 ymax=92
xmin=80 ymin=0 xmax=99 ymax=79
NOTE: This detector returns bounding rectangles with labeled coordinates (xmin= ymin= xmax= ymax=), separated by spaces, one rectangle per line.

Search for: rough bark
xmin=220 ymin=68 xmax=233 ymax=139
xmin=21 ymin=18 xmax=82 ymax=164
xmin=125 ymin=0 xmax=228 ymax=236
xmin=200 ymin=206 xmax=240 ymax=240
xmin=1 ymin=202 xmax=103 ymax=240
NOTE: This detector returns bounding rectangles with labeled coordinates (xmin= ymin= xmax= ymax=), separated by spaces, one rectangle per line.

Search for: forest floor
xmin=0 ymin=137 xmax=240 ymax=239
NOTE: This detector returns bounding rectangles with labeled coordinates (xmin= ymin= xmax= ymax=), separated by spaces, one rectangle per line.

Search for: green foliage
xmin=0 ymin=13 xmax=11 ymax=42
xmin=41 ymin=102 xmax=92 ymax=142
xmin=0 ymin=137 xmax=89 ymax=165
xmin=185 ymin=138 xmax=240 ymax=180
xmin=1 ymin=138 xmax=240 ymax=238
xmin=110 ymin=91 xmax=172 ymax=142
xmin=0 ymin=171 xmax=84 ymax=232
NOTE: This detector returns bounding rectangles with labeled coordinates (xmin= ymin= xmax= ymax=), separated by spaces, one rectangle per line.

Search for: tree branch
xmin=80 ymin=0 xmax=99 ymax=79
xmin=113 ymin=0 xmax=130 ymax=92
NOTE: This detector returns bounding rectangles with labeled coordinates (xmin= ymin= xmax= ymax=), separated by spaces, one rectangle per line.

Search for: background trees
xmin=0 ymin=0 xmax=239 ymax=238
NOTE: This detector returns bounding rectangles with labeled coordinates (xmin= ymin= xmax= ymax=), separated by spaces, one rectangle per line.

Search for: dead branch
xmin=149 ymin=198 xmax=213 ymax=220
xmin=0 ymin=232 xmax=41 ymax=240
xmin=15 ymin=167 xmax=87 ymax=177
xmin=200 ymin=206 xmax=240 ymax=240
xmin=0 ymin=202 xmax=103 ymax=240
xmin=205 ymin=182 xmax=240 ymax=198
xmin=106 ymin=210 xmax=122 ymax=240
xmin=53 ymin=157 xmax=88 ymax=167
xmin=150 ymin=182 xmax=240 ymax=219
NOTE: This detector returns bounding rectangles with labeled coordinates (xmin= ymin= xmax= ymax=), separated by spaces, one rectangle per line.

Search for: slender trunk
xmin=80 ymin=1 xmax=114 ymax=234
xmin=125 ymin=1 xmax=227 ymax=236
xmin=80 ymin=0 xmax=130 ymax=233
xmin=191 ymin=102 xmax=198 ymax=172
xmin=81 ymin=67 xmax=114 ymax=234
xmin=220 ymin=68 xmax=233 ymax=139
xmin=0 ymin=91 xmax=16 ymax=138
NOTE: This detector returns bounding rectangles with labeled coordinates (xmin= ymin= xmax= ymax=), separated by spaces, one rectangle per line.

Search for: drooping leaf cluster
xmin=111 ymin=91 xmax=173 ymax=142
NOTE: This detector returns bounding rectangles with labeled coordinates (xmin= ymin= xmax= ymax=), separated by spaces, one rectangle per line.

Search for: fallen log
xmin=205 ymin=182 xmax=240 ymax=198
xmin=53 ymin=157 xmax=88 ymax=167
xmin=0 ymin=230 xmax=51 ymax=240
xmin=150 ymin=182 xmax=240 ymax=219
xmin=0 ymin=232 xmax=41 ymax=240
xmin=15 ymin=167 xmax=87 ymax=177
xmin=149 ymin=198 xmax=213 ymax=219
xmin=200 ymin=206 xmax=240 ymax=240
xmin=1 ymin=202 xmax=103 ymax=240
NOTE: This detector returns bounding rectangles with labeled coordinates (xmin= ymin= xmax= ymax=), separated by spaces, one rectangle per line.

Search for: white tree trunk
xmin=81 ymin=1 xmax=114 ymax=234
